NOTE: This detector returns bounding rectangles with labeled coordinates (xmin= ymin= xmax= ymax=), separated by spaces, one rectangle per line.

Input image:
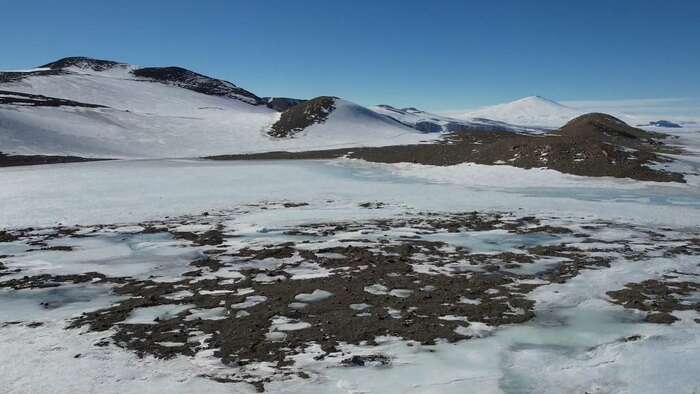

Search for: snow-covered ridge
xmin=373 ymin=104 xmax=544 ymax=134
xmin=0 ymin=57 xmax=439 ymax=158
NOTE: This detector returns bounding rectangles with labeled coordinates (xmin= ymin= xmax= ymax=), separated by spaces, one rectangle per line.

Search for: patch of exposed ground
xmin=607 ymin=276 xmax=700 ymax=324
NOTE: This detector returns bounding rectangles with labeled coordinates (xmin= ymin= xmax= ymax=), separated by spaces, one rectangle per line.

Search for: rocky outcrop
xmin=268 ymin=96 xmax=337 ymax=138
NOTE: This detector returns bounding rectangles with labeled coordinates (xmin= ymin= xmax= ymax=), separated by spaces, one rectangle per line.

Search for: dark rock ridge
xmin=268 ymin=96 xmax=337 ymax=138
xmin=262 ymin=97 xmax=306 ymax=112
xmin=0 ymin=90 xmax=107 ymax=108
xmin=0 ymin=69 xmax=65 ymax=84
xmin=0 ymin=152 xmax=109 ymax=168
xmin=132 ymin=66 xmax=261 ymax=105
xmin=210 ymin=113 xmax=684 ymax=183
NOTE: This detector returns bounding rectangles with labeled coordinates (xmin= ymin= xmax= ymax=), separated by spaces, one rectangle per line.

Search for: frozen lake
xmin=1 ymin=158 xmax=699 ymax=229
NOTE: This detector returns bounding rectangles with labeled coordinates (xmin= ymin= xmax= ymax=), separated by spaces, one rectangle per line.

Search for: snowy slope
xmin=0 ymin=58 xmax=436 ymax=158
xmin=285 ymin=99 xmax=437 ymax=147
xmin=0 ymin=99 xmax=436 ymax=158
xmin=0 ymin=105 xmax=278 ymax=158
xmin=451 ymin=96 xmax=584 ymax=128
xmin=372 ymin=104 xmax=543 ymax=133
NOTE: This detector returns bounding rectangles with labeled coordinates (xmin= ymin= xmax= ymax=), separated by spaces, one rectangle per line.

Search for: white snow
xmin=230 ymin=295 xmax=268 ymax=309
xmin=1 ymin=157 xmax=700 ymax=229
xmin=294 ymin=289 xmax=333 ymax=303
xmin=123 ymin=304 xmax=194 ymax=325
xmin=0 ymin=322 xmax=243 ymax=394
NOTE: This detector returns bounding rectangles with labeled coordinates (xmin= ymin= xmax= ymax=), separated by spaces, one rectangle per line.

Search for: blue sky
xmin=1 ymin=0 xmax=699 ymax=112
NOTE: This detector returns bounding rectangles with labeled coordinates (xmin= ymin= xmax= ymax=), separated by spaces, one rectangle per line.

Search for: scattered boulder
xmin=645 ymin=312 xmax=679 ymax=324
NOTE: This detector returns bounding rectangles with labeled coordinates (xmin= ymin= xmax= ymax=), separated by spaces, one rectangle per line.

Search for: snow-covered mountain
xmin=0 ymin=57 xmax=435 ymax=158
xmin=3 ymin=57 xmax=594 ymax=159
xmin=373 ymin=104 xmax=543 ymax=133
xmin=269 ymin=97 xmax=429 ymax=146
xmin=451 ymin=96 xmax=584 ymax=128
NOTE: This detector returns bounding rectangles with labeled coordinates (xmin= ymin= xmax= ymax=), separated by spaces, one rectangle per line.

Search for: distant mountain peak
xmin=511 ymin=95 xmax=568 ymax=108
xmin=455 ymin=95 xmax=582 ymax=128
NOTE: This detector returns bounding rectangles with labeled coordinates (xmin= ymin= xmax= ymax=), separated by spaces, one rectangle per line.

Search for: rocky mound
xmin=558 ymin=113 xmax=664 ymax=141
xmin=131 ymin=66 xmax=261 ymax=105
xmin=268 ymin=96 xmax=337 ymax=138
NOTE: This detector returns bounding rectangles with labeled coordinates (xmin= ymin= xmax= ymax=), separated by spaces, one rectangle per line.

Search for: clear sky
xmin=1 ymin=0 xmax=699 ymax=112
